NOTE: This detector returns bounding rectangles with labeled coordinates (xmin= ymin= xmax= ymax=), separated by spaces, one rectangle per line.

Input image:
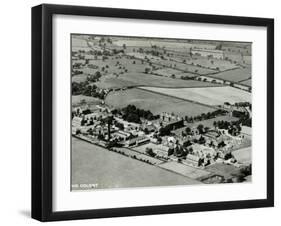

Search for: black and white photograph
xmin=0 ymin=0 xmax=277 ymax=224
xmin=71 ymin=34 xmax=252 ymax=191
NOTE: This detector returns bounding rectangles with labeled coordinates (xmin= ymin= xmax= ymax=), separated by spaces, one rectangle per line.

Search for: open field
xmin=72 ymin=95 xmax=101 ymax=107
xmin=72 ymin=37 xmax=92 ymax=52
xmin=113 ymin=38 xmax=217 ymax=51
xmin=205 ymin=163 xmax=241 ymax=179
xmin=207 ymin=67 xmax=251 ymax=83
xmin=140 ymin=86 xmax=251 ymax=106
xmin=152 ymin=68 xmax=183 ymax=77
xmin=96 ymin=72 xmax=221 ymax=89
xmin=72 ymin=137 xmax=200 ymax=190
xmin=72 ymin=74 xmax=88 ymax=83
xmin=88 ymin=57 xmax=150 ymax=74
xmin=72 ymin=37 xmax=89 ymax=48
xmin=232 ymin=147 xmax=251 ymax=164
xmin=239 ymin=79 xmax=252 ymax=86
xmin=105 ymin=88 xmax=214 ymax=117
xmin=126 ymin=52 xmax=217 ymax=75
xmin=158 ymin=161 xmax=211 ymax=179
xmin=148 ymin=57 xmax=217 ymax=75
xmin=186 ymin=116 xmax=239 ymax=128
xmin=178 ymin=56 xmax=239 ymax=71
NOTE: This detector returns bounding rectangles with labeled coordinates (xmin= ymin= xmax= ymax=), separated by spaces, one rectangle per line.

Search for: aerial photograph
xmin=71 ymin=34 xmax=252 ymax=191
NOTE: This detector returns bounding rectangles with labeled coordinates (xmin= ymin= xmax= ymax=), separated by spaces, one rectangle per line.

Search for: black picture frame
xmin=32 ymin=3 xmax=274 ymax=222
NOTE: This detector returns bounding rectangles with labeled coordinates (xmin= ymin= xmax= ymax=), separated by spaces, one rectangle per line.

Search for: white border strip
xmin=53 ymin=14 xmax=267 ymax=211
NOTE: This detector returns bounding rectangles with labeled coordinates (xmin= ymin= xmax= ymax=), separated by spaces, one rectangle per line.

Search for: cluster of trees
xmin=112 ymin=49 xmax=124 ymax=55
xmin=225 ymin=101 xmax=251 ymax=109
xmin=73 ymin=62 xmax=83 ymax=69
xmin=230 ymin=164 xmax=252 ymax=182
xmin=86 ymin=71 xmax=102 ymax=82
xmin=121 ymin=105 xmax=159 ymax=124
xmin=144 ymin=67 xmax=151 ymax=74
xmin=159 ymin=126 xmax=171 ymax=136
xmin=72 ymin=81 xmax=106 ymax=99
xmin=193 ymin=135 xmax=206 ymax=145
xmin=72 ymin=70 xmax=83 ymax=76
xmin=114 ymin=121 xmax=124 ymax=130
xmin=182 ymin=124 xmax=210 ymax=137
xmin=168 ymin=145 xmax=194 ymax=158
xmin=145 ymin=147 xmax=156 ymax=157
xmin=231 ymin=110 xmax=251 ymax=127
xmin=224 ymin=152 xmax=233 ymax=160
xmin=180 ymin=75 xmax=196 ymax=80
xmin=184 ymin=109 xmax=228 ymax=123
xmin=213 ymin=120 xmax=242 ymax=136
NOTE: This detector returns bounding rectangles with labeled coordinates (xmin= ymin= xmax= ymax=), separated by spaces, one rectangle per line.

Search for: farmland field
xmin=152 ymin=68 xmax=183 ymax=77
xmin=177 ymin=57 xmax=239 ymax=71
xmin=72 ymin=37 xmax=92 ymax=52
xmin=207 ymin=67 xmax=251 ymax=83
xmin=88 ymin=57 xmax=149 ymax=74
xmin=113 ymin=39 xmax=217 ymax=50
xmin=71 ymin=34 xmax=252 ymax=190
xmin=158 ymin=161 xmax=211 ymax=179
xmin=72 ymin=74 xmax=88 ymax=83
xmin=232 ymin=147 xmax=251 ymax=164
xmin=105 ymin=88 xmax=214 ymax=117
xmin=140 ymin=86 xmax=251 ymax=106
xmin=96 ymin=72 xmax=222 ymax=89
xmin=126 ymin=52 xmax=217 ymax=75
xmin=72 ymin=37 xmax=89 ymax=48
xmin=72 ymin=95 xmax=101 ymax=107
xmin=239 ymin=79 xmax=252 ymax=87
xmin=149 ymin=57 xmax=217 ymax=75
xmin=205 ymin=163 xmax=241 ymax=179
xmin=72 ymin=137 xmax=200 ymax=190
